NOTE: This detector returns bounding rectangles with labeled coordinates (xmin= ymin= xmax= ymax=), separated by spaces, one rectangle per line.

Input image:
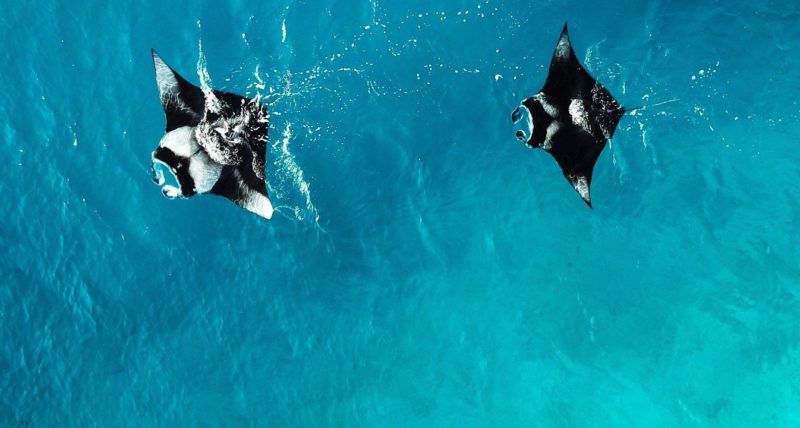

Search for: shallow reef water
xmin=1 ymin=0 xmax=799 ymax=426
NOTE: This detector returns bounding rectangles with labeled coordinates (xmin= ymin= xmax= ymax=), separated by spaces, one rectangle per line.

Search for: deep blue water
xmin=2 ymin=0 xmax=800 ymax=426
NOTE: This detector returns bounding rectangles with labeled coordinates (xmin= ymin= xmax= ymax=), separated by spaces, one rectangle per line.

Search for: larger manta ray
xmin=512 ymin=23 xmax=625 ymax=208
xmin=149 ymin=49 xmax=273 ymax=219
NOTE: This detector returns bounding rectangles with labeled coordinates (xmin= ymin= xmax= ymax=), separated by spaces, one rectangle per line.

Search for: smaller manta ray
xmin=149 ymin=49 xmax=273 ymax=219
xmin=511 ymin=23 xmax=625 ymax=208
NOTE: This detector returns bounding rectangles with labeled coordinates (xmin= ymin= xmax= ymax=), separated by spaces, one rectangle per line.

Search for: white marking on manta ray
xmin=156 ymin=127 xmax=223 ymax=194
xmin=543 ymin=121 xmax=559 ymax=150
xmin=153 ymin=54 xmax=198 ymax=119
xmin=568 ymin=99 xmax=591 ymax=133
xmin=555 ymin=35 xmax=571 ymax=59
xmin=233 ymin=169 xmax=274 ymax=219
xmin=162 ymin=185 xmax=182 ymax=199
xmin=159 ymin=126 xmax=198 ymax=158
xmin=252 ymin=151 xmax=265 ymax=181
xmin=573 ymin=176 xmax=590 ymax=201
xmin=153 ymin=54 xmax=178 ymax=98
xmin=188 ymin=150 xmax=223 ymax=194
xmin=535 ymin=93 xmax=559 ymax=118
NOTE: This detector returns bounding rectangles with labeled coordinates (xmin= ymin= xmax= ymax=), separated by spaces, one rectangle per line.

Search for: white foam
xmin=194 ymin=111 xmax=253 ymax=166
xmin=196 ymin=34 xmax=223 ymax=114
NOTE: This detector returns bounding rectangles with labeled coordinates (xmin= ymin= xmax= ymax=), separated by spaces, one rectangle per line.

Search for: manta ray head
xmin=150 ymin=126 xmax=224 ymax=200
xmin=512 ymin=95 xmax=555 ymax=149
xmin=511 ymin=104 xmax=533 ymax=145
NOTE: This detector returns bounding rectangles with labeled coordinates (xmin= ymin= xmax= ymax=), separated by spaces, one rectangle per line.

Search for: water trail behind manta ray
xmin=191 ymin=21 xmax=321 ymax=224
xmin=271 ymin=122 xmax=319 ymax=223
xmin=196 ymin=22 xmax=223 ymax=114
xmin=248 ymin=63 xmax=322 ymax=225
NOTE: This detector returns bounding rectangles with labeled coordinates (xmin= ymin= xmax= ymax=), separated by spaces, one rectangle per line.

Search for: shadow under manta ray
xmin=149 ymin=49 xmax=273 ymax=220
xmin=512 ymin=23 xmax=625 ymax=208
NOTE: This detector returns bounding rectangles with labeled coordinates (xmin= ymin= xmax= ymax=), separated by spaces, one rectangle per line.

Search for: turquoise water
xmin=2 ymin=0 xmax=800 ymax=426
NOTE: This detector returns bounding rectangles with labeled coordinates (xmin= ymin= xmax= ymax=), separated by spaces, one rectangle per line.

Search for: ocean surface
xmin=1 ymin=0 xmax=799 ymax=426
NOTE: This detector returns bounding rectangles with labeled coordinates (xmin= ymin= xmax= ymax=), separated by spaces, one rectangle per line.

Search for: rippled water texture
xmin=1 ymin=0 xmax=799 ymax=426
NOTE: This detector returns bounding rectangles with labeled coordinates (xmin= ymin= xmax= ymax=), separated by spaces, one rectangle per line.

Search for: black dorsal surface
xmin=512 ymin=24 xmax=625 ymax=207
xmin=150 ymin=50 xmax=273 ymax=219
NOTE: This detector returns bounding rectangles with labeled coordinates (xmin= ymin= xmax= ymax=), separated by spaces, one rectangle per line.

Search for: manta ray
xmin=512 ymin=23 xmax=625 ymax=208
xmin=149 ymin=49 xmax=273 ymax=219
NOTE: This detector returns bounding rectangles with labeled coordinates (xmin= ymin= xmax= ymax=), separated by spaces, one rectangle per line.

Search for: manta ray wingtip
xmin=151 ymin=49 xmax=166 ymax=68
xmin=560 ymin=22 xmax=570 ymax=39
xmin=567 ymin=175 xmax=593 ymax=208
xmin=577 ymin=191 xmax=592 ymax=208
xmin=553 ymin=22 xmax=573 ymax=56
xmin=578 ymin=191 xmax=592 ymax=208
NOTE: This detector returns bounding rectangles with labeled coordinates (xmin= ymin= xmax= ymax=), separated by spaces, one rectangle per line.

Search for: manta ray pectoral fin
xmin=558 ymin=23 xmax=570 ymax=47
xmin=553 ymin=22 xmax=576 ymax=64
xmin=546 ymin=124 xmax=603 ymax=208
xmin=566 ymin=174 xmax=592 ymax=208
xmin=240 ymin=188 xmax=274 ymax=220
xmin=151 ymin=49 xmax=206 ymax=132
xmin=211 ymin=167 xmax=274 ymax=220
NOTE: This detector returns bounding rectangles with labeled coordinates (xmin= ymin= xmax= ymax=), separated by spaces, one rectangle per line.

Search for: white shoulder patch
xmin=544 ymin=121 xmax=560 ymax=149
xmin=188 ymin=150 xmax=223 ymax=194
xmin=568 ymin=99 xmax=591 ymax=133
xmin=159 ymin=126 xmax=199 ymax=158
xmin=536 ymin=94 xmax=559 ymax=118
